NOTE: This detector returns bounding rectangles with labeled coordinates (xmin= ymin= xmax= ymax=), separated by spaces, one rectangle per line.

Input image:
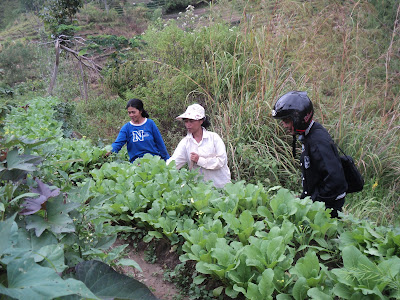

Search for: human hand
xmin=190 ymin=152 xmax=199 ymax=163
xmin=104 ymin=151 xmax=112 ymax=158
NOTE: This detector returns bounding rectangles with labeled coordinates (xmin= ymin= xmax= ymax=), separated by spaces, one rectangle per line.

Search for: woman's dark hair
xmin=126 ymin=98 xmax=149 ymax=118
xmin=202 ymin=115 xmax=211 ymax=129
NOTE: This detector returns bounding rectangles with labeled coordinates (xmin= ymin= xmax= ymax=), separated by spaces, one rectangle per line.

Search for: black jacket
xmin=299 ymin=121 xmax=347 ymax=202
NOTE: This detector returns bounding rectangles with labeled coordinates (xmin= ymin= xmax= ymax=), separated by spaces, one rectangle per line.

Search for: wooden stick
xmin=48 ymin=39 xmax=60 ymax=95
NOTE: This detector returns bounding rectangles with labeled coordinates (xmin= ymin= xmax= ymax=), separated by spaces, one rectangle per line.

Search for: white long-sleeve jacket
xmin=167 ymin=128 xmax=231 ymax=188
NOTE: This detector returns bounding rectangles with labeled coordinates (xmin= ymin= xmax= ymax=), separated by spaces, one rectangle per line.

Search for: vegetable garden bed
xmin=1 ymin=97 xmax=400 ymax=299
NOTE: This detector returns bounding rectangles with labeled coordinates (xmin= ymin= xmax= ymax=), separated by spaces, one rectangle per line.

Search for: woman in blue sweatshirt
xmin=109 ymin=99 xmax=170 ymax=162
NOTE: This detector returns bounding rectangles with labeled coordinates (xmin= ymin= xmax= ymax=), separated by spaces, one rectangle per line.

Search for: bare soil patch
xmin=113 ymin=239 xmax=190 ymax=300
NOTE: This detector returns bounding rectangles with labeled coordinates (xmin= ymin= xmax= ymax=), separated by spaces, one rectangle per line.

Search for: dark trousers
xmin=324 ymin=197 xmax=345 ymax=218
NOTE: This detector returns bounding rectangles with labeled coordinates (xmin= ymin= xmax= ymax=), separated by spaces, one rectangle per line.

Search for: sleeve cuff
xmin=197 ymin=156 xmax=206 ymax=167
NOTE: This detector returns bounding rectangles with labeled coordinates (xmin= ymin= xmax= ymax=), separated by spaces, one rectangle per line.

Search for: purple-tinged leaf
xmin=19 ymin=195 xmax=47 ymax=215
xmin=32 ymin=178 xmax=60 ymax=199
xmin=19 ymin=178 xmax=60 ymax=215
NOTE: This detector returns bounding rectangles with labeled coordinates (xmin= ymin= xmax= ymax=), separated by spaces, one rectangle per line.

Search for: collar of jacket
xmin=186 ymin=127 xmax=210 ymax=140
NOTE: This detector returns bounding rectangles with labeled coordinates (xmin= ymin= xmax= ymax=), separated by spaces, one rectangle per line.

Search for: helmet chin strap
xmin=292 ymin=124 xmax=299 ymax=158
xmin=292 ymin=134 xmax=297 ymax=158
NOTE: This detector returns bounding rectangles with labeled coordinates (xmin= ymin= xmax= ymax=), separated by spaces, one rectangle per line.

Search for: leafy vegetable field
xmin=1 ymin=97 xmax=400 ymax=299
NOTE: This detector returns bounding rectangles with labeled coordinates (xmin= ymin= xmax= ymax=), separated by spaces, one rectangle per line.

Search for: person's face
xmin=184 ymin=118 xmax=203 ymax=134
xmin=127 ymin=107 xmax=142 ymax=123
xmin=281 ymin=118 xmax=294 ymax=135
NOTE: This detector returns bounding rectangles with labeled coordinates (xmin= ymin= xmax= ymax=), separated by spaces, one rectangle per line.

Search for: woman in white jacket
xmin=167 ymin=104 xmax=231 ymax=188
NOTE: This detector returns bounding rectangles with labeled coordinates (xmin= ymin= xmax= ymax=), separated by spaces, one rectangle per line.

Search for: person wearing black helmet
xmin=272 ymin=91 xmax=347 ymax=218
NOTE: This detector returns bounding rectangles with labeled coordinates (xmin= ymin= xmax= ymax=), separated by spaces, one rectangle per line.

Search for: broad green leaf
xmin=147 ymin=231 xmax=164 ymax=239
xmin=25 ymin=195 xmax=79 ymax=236
xmin=25 ymin=215 xmax=49 ymax=237
xmin=94 ymin=234 xmax=117 ymax=250
xmin=232 ymin=283 xmax=247 ymax=295
xmin=291 ymin=251 xmax=320 ymax=281
xmin=211 ymin=239 xmax=238 ymax=273
xmin=116 ymin=259 xmax=142 ymax=272
xmin=378 ymin=256 xmax=400 ymax=278
xmin=258 ymin=268 xmax=275 ymax=297
xmin=246 ymin=282 xmax=262 ymax=299
xmin=333 ymin=288 xmax=375 ymax=300
xmin=73 ymin=260 xmax=158 ymax=299
xmin=276 ymin=294 xmax=293 ymax=300
xmin=0 ymin=213 xmax=17 ymax=255
xmin=193 ymin=275 xmax=206 ymax=284
xmin=332 ymin=245 xmax=393 ymax=297
xmin=5 ymin=148 xmax=41 ymax=171
xmin=14 ymin=228 xmax=57 ymax=255
xmin=257 ymin=205 xmax=274 ymax=220
xmin=67 ymin=180 xmax=92 ymax=203
xmin=196 ymin=261 xmax=213 ymax=275
xmin=307 ymin=287 xmax=333 ymax=300
xmin=270 ymin=189 xmax=297 ymax=218
xmin=33 ymin=244 xmax=67 ymax=273
xmin=225 ymin=286 xmax=239 ymax=298
xmin=239 ymin=210 xmax=254 ymax=228
xmin=0 ymin=258 xmax=97 ymax=300
xmin=293 ymin=277 xmax=309 ymax=300
xmin=2 ymin=136 xmax=49 ymax=150
xmin=213 ymin=286 xmax=224 ymax=297
xmin=227 ymin=254 xmax=256 ymax=284
xmin=310 ymin=210 xmax=337 ymax=237
xmin=266 ymin=236 xmax=286 ymax=267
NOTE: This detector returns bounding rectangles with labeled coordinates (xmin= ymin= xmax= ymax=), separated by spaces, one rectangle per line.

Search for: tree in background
xmin=40 ymin=0 xmax=83 ymax=37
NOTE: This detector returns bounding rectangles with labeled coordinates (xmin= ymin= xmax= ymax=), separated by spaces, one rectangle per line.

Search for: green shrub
xmin=0 ymin=42 xmax=38 ymax=86
xmin=78 ymin=3 xmax=119 ymax=23
xmin=0 ymin=0 xmax=22 ymax=30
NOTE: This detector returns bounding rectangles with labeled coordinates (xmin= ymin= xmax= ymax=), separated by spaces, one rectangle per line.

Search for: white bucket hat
xmin=176 ymin=104 xmax=205 ymax=120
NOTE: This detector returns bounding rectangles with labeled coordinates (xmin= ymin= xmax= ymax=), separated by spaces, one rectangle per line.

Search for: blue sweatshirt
xmin=112 ymin=118 xmax=170 ymax=162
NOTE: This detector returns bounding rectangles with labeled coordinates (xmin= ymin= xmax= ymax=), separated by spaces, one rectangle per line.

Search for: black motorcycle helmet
xmin=272 ymin=91 xmax=313 ymax=133
xmin=272 ymin=91 xmax=314 ymax=157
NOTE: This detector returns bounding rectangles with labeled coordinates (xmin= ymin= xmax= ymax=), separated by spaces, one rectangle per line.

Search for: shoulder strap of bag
xmin=335 ymin=143 xmax=347 ymax=156
xmin=331 ymin=135 xmax=347 ymax=156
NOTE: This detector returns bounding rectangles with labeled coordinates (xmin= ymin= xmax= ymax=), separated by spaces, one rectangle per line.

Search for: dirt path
xmin=114 ymin=239 xmax=190 ymax=300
